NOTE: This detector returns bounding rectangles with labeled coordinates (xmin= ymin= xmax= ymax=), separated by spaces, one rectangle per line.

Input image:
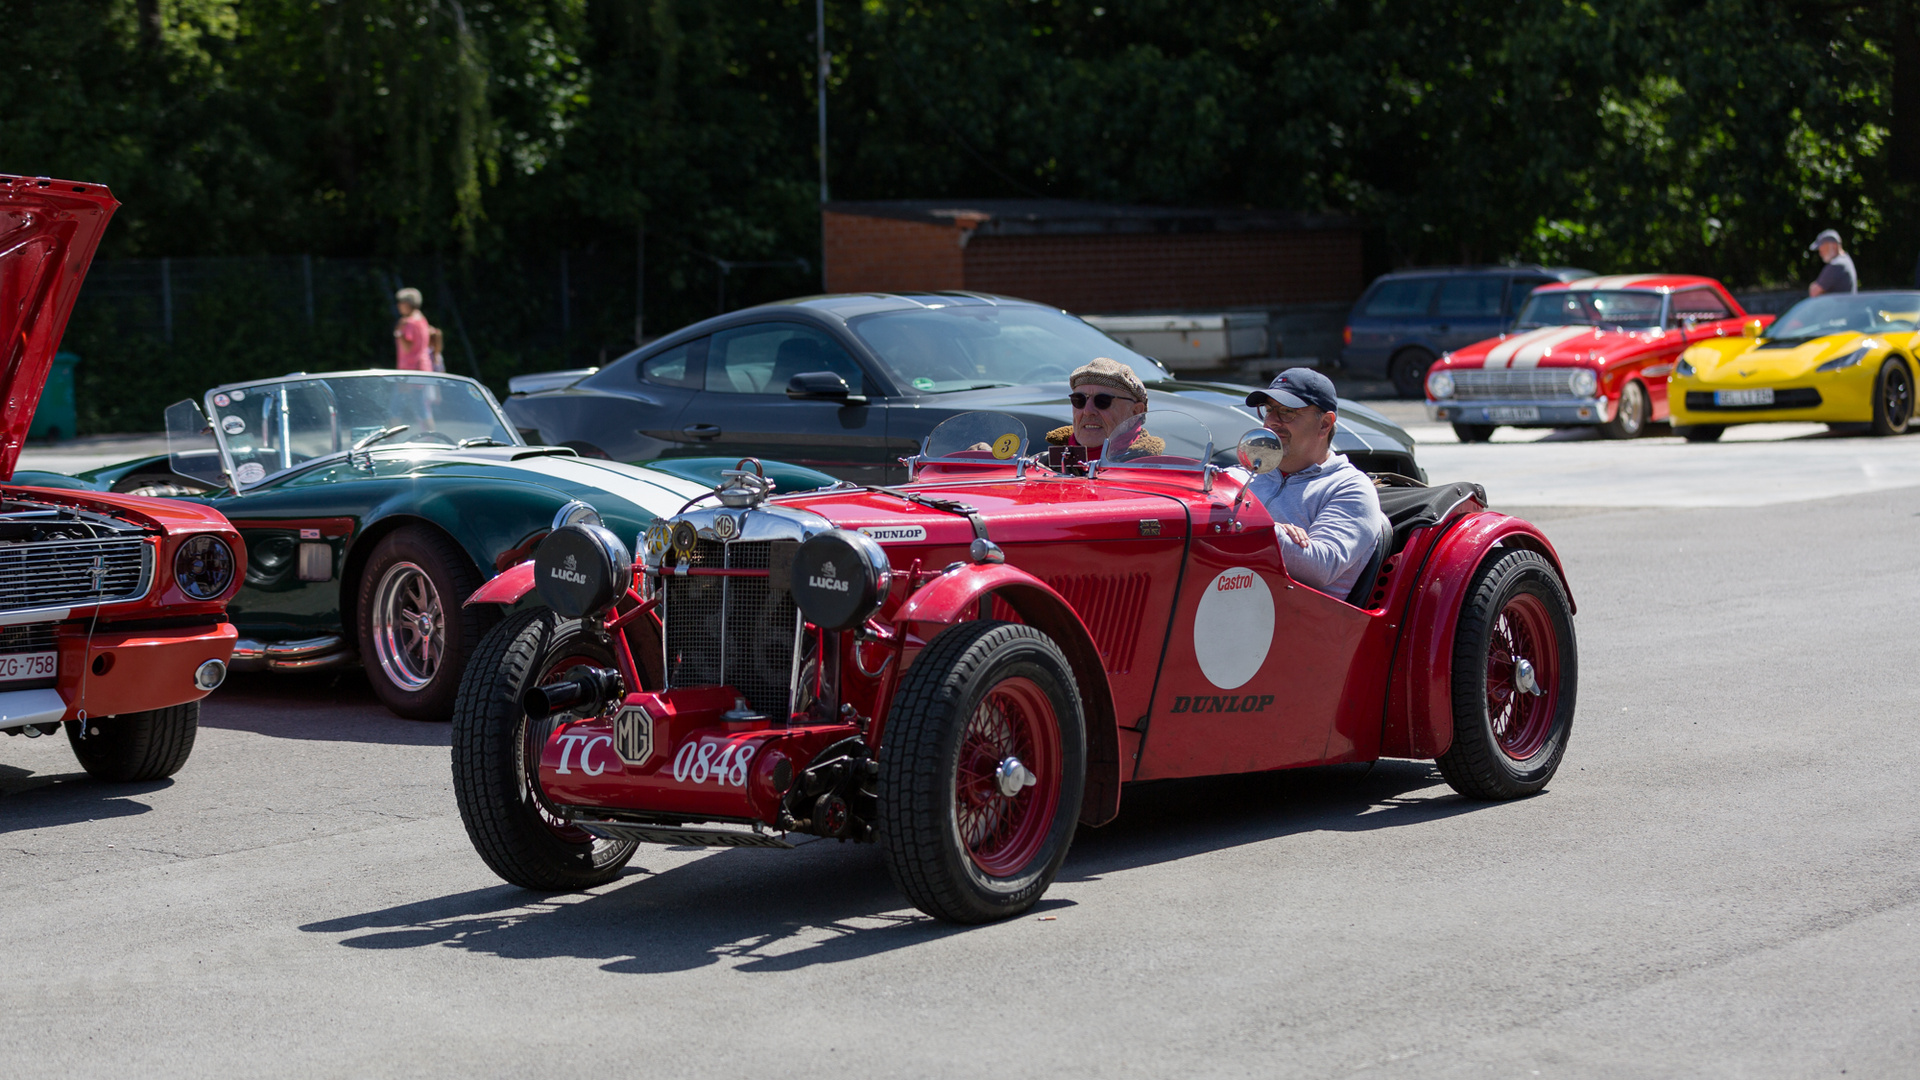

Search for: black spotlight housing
xmin=790 ymin=529 xmax=890 ymax=631
xmin=534 ymin=523 xmax=633 ymax=618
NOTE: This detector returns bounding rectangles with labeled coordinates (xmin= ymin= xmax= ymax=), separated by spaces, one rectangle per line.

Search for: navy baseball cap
xmin=1246 ymin=367 xmax=1338 ymax=413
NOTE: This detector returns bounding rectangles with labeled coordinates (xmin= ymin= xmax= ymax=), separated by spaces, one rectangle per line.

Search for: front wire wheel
xmin=451 ymin=606 xmax=637 ymax=889
xmin=1872 ymin=359 xmax=1914 ymax=436
xmin=879 ymin=620 xmax=1086 ymax=923
xmin=1436 ymin=549 xmax=1578 ymax=800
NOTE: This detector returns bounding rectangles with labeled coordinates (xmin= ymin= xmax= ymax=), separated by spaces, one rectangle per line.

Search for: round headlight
xmin=534 ymin=523 xmax=633 ymax=619
xmin=1426 ymin=369 xmax=1455 ymax=399
xmin=791 ymin=529 xmax=891 ymax=631
xmin=175 ymin=535 xmax=235 ymax=600
xmin=552 ymin=500 xmax=603 ymax=530
xmin=1569 ymin=368 xmax=1599 ymax=397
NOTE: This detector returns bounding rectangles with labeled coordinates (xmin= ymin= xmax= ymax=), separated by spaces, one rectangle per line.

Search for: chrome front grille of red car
xmin=661 ymin=539 xmax=800 ymax=717
xmin=1449 ymin=369 xmax=1586 ymax=401
xmin=0 ymin=537 xmax=152 ymax=614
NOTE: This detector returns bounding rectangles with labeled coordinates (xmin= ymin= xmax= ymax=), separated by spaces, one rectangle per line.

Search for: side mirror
xmin=1235 ymin=427 xmax=1284 ymax=475
xmin=1743 ymin=318 xmax=1765 ymax=339
xmin=787 ymin=371 xmax=864 ymax=403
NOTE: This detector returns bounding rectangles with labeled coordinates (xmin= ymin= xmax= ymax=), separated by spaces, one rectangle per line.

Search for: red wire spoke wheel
xmin=1437 ymin=550 xmax=1578 ymax=800
xmin=953 ymin=676 xmax=1061 ymax=877
xmin=880 ymin=620 xmax=1086 ymax=923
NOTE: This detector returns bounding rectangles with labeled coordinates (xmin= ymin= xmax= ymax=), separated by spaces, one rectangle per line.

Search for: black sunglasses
xmin=1069 ymin=392 xmax=1134 ymax=410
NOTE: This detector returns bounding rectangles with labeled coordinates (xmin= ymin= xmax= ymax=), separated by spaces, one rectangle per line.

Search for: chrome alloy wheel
xmin=370 ymin=560 xmax=445 ymax=692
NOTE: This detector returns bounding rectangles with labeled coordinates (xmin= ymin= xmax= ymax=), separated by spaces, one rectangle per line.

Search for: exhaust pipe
xmin=524 ymin=665 xmax=622 ymax=718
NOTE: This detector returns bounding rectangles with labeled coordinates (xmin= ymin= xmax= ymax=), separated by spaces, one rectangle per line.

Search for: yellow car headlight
xmin=1675 ymin=356 xmax=1695 ymax=378
xmin=1818 ymin=346 xmax=1870 ymax=372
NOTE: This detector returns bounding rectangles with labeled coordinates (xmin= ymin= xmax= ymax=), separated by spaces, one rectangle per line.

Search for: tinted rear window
xmin=1363 ymin=278 xmax=1438 ymax=317
xmin=1435 ymin=276 xmax=1505 ymax=317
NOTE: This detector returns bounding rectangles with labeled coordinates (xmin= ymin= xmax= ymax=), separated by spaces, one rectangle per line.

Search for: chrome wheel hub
xmin=371 ymin=561 xmax=444 ymax=693
xmin=995 ymin=755 xmax=1037 ymax=798
xmin=1514 ymin=657 xmax=1542 ymax=697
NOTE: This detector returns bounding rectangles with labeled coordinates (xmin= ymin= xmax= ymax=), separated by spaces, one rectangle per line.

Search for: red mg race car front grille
xmin=661 ymin=539 xmax=800 ymax=718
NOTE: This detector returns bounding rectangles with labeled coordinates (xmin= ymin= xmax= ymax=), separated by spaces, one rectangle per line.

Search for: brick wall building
xmin=822 ymin=199 xmax=1364 ymax=313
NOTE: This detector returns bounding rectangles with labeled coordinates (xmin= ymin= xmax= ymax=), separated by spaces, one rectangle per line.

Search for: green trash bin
xmin=28 ymin=351 xmax=79 ymax=442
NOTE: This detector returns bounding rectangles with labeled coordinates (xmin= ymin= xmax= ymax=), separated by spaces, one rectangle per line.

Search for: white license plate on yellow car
xmin=0 ymin=651 xmax=56 ymax=684
xmin=1485 ymin=406 xmax=1539 ymax=422
xmin=1715 ymin=388 xmax=1773 ymax=407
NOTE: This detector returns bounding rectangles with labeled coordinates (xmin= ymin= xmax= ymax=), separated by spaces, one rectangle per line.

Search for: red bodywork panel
xmin=524 ymin=460 xmax=1574 ymax=833
xmin=1428 ymin=274 xmax=1764 ymax=422
xmin=0 ymin=177 xmax=244 ymax=728
xmin=467 ymin=559 xmax=536 ymax=606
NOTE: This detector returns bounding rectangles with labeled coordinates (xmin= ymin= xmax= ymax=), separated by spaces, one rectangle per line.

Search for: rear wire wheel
xmin=1872 ymin=359 xmax=1914 ymax=436
xmin=879 ymin=620 xmax=1086 ymax=923
xmin=451 ymin=606 xmax=637 ymax=889
xmin=1436 ymin=549 xmax=1577 ymax=800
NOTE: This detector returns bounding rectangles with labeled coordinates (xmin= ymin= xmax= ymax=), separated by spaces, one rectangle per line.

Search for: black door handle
xmin=682 ymin=423 xmax=721 ymax=440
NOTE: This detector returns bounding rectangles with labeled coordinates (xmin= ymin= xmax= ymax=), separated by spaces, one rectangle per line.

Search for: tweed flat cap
xmin=1068 ymin=357 xmax=1147 ymax=402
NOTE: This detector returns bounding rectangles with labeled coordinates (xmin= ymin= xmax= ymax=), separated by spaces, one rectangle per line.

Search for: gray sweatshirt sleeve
xmin=1280 ymin=473 xmax=1384 ymax=596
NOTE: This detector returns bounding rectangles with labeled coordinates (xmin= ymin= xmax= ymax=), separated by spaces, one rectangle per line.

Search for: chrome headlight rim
xmin=174 ymin=534 xmax=236 ymax=601
xmin=552 ymin=499 xmax=603 ymax=531
xmin=1426 ymin=368 xmax=1455 ymax=400
xmin=1568 ymin=368 xmax=1599 ymax=397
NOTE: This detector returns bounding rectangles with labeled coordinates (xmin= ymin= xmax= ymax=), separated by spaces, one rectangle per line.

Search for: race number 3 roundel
xmin=1192 ymin=567 xmax=1274 ymax=689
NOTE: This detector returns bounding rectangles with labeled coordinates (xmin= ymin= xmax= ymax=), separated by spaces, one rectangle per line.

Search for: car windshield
xmin=1515 ymin=290 xmax=1664 ymax=330
xmin=1765 ymin=293 xmax=1920 ymax=341
xmin=205 ymin=373 xmax=516 ymax=488
xmin=848 ymin=305 xmax=1167 ymax=394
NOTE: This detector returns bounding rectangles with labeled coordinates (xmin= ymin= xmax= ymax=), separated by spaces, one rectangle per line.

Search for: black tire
xmin=1872 ymin=358 xmax=1914 ymax=436
xmin=1678 ymin=424 xmax=1725 ymax=443
xmin=1452 ymin=423 xmax=1496 ymax=443
xmin=65 ymin=703 xmax=198 ymax=782
xmin=355 ymin=526 xmax=497 ymax=720
xmin=1436 ymin=549 xmax=1577 ymax=800
xmin=451 ymin=606 xmax=639 ymax=889
xmin=1389 ymin=348 xmax=1436 ymax=400
xmin=878 ymin=620 xmax=1086 ymax=923
xmin=1600 ymin=379 xmax=1650 ymax=439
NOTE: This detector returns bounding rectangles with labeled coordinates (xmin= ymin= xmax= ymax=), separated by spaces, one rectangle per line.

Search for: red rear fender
xmin=1383 ymin=514 xmax=1573 ymax=759
xmin=466 ymin=560 xmax=536 ymax=607
xmin=892 ymin=563 xmax=1123 ymax=828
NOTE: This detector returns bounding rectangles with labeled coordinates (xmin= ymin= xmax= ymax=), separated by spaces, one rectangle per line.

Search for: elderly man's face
xmin=1070 ymin=388 xmax=1147 ymax=450
xmin=1261 ymin=401 xmax=1337 ymax=473
xmin=1818 ymin=240 xmax=1841 ymax=262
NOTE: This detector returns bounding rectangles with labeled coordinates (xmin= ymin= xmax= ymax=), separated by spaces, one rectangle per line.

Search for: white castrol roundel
xmin=1192 ymin=567 xmax=1274 ymax=689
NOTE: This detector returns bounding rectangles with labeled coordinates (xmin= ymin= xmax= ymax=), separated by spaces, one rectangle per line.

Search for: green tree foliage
xmin=4 ymin=0 xmax=1918 ymax=431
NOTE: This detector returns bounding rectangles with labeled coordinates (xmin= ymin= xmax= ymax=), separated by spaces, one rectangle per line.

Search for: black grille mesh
xmin=0 ymin=623 xmax=57 ymax=652
xmin=662 ymin=540 xmax=798 ymax=717
xmin=0 ymin=538 xmax=150 ymax=613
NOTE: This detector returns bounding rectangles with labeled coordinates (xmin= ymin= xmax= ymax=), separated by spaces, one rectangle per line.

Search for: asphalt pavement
xmin=3 ymin=424 xmax=1919 ymax=1077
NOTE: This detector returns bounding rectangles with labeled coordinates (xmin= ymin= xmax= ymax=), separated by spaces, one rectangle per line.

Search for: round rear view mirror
xmin=1236 ymin=427 xmax=1284 ymax=474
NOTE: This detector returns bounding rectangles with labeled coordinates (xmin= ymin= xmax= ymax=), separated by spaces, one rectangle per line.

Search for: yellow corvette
xmin=1668 ymin=290 xmax=1916 ymax=440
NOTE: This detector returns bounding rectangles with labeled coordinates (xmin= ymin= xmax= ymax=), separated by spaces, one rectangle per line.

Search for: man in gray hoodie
xmin=1243 ymin=369 xmax=1390 ymax=599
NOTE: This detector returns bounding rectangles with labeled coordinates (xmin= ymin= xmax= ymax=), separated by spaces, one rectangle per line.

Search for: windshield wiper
xmin=352 ymin=424 xmax=410 ymax=452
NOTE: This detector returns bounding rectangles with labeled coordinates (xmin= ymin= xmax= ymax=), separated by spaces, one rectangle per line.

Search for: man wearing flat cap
xmin=1046 ymin=357 xmax=1163 ymax=456
xmin=1808 ymin=229 xmax=1856 ymax=297
xmin=1242 ymin=368 xmax=1389 ymax=599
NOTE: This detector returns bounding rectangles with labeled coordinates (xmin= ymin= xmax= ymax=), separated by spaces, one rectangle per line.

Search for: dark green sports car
xmin=19 ymin=370 xmax=834 ymax=720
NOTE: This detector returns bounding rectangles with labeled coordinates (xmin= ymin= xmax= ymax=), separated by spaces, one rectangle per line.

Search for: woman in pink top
xmin=393 ymin=288 xmax=435 ymax=371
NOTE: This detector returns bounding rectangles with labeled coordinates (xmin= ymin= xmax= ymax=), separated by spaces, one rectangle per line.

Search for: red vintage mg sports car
xmin=1425 ymin=274 xmax=1762 ymax=441
xmin=1 ymin=176 xmax=242 ymax=779
xmin=453 ymin=411 xmax=1578 ymax=923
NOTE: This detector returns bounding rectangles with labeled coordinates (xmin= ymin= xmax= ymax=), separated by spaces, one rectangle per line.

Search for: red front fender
xmin=891 ymin=563 xmax=1124 ymax=828
xmin=1383 ymin=513 xmax=1574 ymax=759
xmin=465 ymin=560 xmax=536 ymax=607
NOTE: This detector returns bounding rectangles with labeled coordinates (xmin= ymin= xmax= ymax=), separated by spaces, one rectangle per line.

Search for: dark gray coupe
xmin=505 ymin=292 xmax=1423 ymax=485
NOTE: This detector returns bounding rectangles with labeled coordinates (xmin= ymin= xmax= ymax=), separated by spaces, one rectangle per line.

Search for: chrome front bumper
xmin=1427 ymin=397 xmax=1610 ymax=426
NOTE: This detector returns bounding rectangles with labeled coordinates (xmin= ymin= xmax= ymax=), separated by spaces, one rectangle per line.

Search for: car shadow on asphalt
xmin=197 ymin=671 xmax=451 ymax=747
xmin=0 ymin=762 xmax=164 ymax=833
xmin=299 ymin=759 xmax=1500 ymax=974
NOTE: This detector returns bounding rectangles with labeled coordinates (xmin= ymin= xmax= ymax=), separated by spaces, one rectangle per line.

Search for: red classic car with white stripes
xmin=1423 ymin=275 xmax=1763 ymax=441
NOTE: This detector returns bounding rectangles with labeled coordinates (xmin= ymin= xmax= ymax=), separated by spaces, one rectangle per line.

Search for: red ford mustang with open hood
xmin=1424 ymin=274 xmax=1766 ymax=441
xmin=1 ymin=175 xmax=241 ymax=780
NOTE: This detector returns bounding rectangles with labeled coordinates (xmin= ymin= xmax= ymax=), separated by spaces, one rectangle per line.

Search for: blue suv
xmin=1341 ymin=266 xmax=1593 ymax=397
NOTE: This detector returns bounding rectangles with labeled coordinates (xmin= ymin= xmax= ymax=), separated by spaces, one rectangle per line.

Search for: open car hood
xmin=0 ymin=175 xmax=119 ymax=481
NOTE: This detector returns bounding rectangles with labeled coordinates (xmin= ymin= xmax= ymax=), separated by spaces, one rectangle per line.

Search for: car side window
xmin=1362 ymin=278 xmax=1438 ymax=317
xmin=1670 ymin=288 xmax=1733 ymax=325
xmin=639 ymin=338 xmax=705 ymax=389
xmin=1506 ymin=277 xmax=1557 ymax=314
xmin=704 ymin=322 xmax=865 ymax=395
xmin=1435 ymin=276 xmax=1505 ymax=317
